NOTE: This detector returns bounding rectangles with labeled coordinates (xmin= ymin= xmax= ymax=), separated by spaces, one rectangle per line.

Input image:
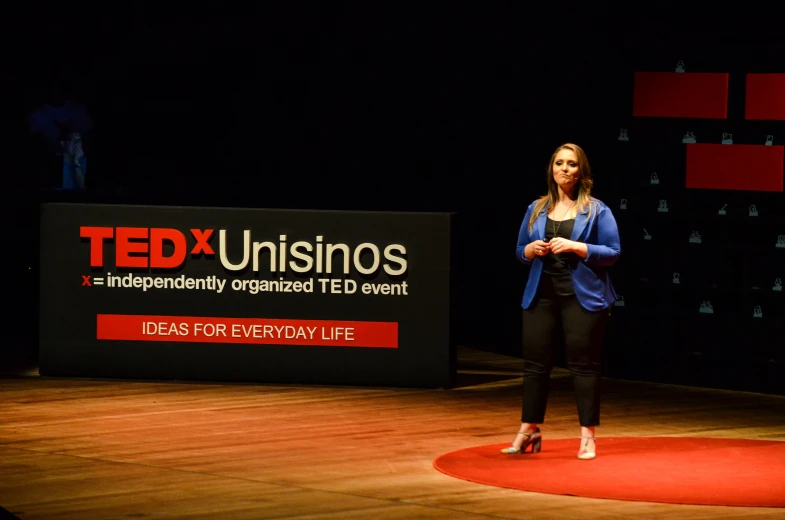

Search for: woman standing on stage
xmin=502 ymin=143 xmax=621 ymax=460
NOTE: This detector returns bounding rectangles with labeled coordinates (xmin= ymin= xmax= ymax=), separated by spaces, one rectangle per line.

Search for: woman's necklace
xmin=552 ymin=199 xmax=576 ymax=239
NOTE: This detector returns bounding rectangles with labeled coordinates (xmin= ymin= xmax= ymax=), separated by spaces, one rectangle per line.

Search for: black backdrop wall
xmin=3 ymin=6 xmax=783 ymax=394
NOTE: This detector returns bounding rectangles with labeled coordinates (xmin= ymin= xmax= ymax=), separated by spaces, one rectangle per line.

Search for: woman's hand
xmin=529 ymin=240 xmax=551 ymax=257
xmin=549 ymin=237 xmax=588 ymax=258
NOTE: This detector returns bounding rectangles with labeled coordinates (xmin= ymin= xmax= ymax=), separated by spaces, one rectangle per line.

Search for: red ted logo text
xmin=80 ymin=227 xmax=214 ymax=268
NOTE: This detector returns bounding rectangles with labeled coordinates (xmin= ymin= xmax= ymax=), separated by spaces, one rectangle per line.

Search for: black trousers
xmin=521 ymin=279 xmax=610 ymax=427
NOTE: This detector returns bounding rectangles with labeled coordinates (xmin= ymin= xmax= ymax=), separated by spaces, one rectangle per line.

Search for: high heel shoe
xmin=577 ymin=436 xmax=596 ymax=460
xmin=500 ymin=427 xmax=542 ymax=454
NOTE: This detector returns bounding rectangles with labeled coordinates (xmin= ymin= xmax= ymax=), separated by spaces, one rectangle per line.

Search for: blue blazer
xmin=516 ymin=197 xmax=621 ymax=311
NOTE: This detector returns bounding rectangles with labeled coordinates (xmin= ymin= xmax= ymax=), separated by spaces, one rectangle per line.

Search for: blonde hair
xmin=528 ymin=143 xmax=595 ymax=233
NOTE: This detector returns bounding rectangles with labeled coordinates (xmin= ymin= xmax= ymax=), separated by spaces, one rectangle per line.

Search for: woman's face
xmin=552 ymin=148 xmax=580 ymax=193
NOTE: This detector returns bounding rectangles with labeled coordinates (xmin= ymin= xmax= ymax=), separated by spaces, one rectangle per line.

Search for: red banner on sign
xmin=97 ymin=314 xmax=399 ymax=348
xmin=633 ymin=72 xmax=729 ymax=119
xmin=746 ymin=74 xmax=785 ymax=120
xmin=686 ymin=144 xmax=784 ymax=192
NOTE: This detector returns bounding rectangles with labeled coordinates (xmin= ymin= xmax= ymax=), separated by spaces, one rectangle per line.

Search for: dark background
xmin=3 ymin=5 xmax=784 ymax=394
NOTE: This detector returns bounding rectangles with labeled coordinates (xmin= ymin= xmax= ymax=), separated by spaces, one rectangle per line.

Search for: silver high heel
xmin=500 ymin=427 xmax=542 ymax=454
xmin=578 ymin=436 xmax=596 ymax=460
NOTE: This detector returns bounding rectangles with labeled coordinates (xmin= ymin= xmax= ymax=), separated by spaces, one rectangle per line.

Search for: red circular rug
xmin=433 ymin=437 xmax=785 ymax=507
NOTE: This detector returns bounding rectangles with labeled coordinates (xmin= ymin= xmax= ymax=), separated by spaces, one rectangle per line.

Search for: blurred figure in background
xmin=29 ymin=82 xmax=93 ymax=191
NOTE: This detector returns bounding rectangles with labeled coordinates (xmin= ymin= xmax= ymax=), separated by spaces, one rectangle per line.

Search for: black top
xmin=541 ymin=217 xmax=576 ymax=296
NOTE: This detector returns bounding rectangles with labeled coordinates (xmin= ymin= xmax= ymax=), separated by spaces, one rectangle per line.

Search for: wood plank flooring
xmin=1 ymin=347 xmax=784 ymax=519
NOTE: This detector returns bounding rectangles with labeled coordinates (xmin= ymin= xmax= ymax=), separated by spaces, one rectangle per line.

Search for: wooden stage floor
xmin=1 ymin=347 xmax=784 ymax=519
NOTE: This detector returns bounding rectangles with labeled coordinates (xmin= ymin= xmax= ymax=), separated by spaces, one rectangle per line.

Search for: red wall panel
xmin=686 ymin=144 xmax=784 ymax=192
xmin=745 ymin=74 xmax=785 ymax=120
xmin=633 ymin=72 xmax=729 ymax=119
